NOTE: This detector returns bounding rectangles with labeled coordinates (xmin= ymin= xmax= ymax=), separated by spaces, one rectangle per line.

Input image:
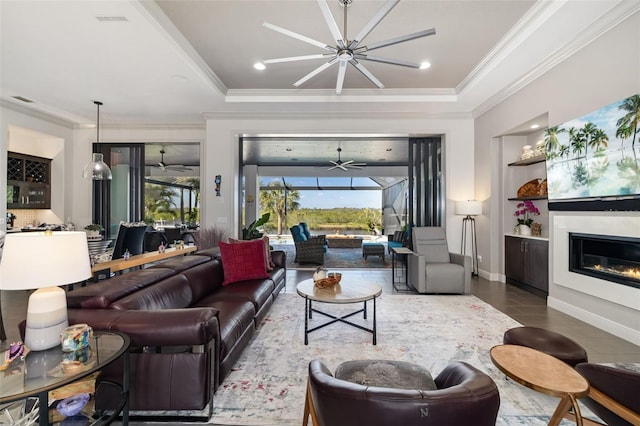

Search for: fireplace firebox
xmin=569 ymin=233 xmax=640 ymax=289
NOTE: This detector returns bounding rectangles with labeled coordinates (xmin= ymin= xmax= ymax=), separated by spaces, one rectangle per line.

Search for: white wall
xmin=203 ymin=115 xmax=475 ymax=250
xmin=474 ymin=11 xmax=640 ymax=341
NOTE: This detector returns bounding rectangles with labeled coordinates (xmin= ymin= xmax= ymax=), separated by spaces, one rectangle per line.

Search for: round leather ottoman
xmin=335 ymin=359 xmax=437 ymax=390
xmin=503 ymin=326 xmax=588 ymax=367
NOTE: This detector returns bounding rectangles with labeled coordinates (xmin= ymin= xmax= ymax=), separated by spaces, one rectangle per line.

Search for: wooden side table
xmin=490 ymin=344 xmax=589 ymax=426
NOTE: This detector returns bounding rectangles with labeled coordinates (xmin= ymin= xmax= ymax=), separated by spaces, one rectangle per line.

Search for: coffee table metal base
xmin=303 ymin=297 xmax=377 ymax=345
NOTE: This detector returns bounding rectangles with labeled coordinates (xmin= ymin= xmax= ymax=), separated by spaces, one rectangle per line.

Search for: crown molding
xmin=1 ymin=99 xmax=76 ymax=128
xmin=224 ymin=88 xmax=457 ymax=103
xmin=472 ymin=0 xmax=640 ymax=118
xmin=203 ymin=110 xmax=472 ymax=121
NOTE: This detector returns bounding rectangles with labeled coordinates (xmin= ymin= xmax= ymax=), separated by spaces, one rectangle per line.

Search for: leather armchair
xmin=408 ymin=227 xmax=471 ymax=294
xmin=304 ymin=359 xmax=500 ymax=426
xmin=571 ymin=363 xmax=640 ymax=426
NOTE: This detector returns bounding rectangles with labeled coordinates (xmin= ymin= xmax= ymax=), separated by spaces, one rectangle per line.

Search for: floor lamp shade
xmin=0 ymin=232 xmax=91 ymax=350
xmin=455 ymin=200 xmax=482 ymax=216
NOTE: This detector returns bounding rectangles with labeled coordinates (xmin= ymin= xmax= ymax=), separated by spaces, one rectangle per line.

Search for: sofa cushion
xmin=148 ymin=254 xmax=210 ymax=273
xmin=290 ymin=224 xmax=307 ymax=242
xmin=67 ymin=268 xmax=176 ymax=309
xmin=206 ymin=278 xmax=275 ymax=313
xmin=219 ymin=240 xmax=268 ymax=286
xmin=194 ymin=298 xmax=255 ymax=361
xmin=228 ymin=236 xmax=274 ymax=272
xmin=109 ymin=274 xmax=192 ymax=310
xmin=182 ymin=258 xmax=224 ymax=303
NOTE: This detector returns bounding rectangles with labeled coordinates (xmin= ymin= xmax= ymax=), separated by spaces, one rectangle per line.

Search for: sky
xmin=298 ymin=190 xmax=381 ymax=209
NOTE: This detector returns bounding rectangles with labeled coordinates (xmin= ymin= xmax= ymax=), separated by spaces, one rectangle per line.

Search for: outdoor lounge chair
xmin=290 ymin=223 xmax=327 ymax=265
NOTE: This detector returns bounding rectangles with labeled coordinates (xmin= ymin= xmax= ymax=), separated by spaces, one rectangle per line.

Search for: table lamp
xmin=0 ymin=231 xmax=91 ymax=351
xmin=455 ymin=200 xmax=482 ymax=277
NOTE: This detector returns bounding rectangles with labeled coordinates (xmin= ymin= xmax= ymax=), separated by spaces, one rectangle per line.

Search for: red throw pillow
xmin=228 ymin=236 xmax=274 ymax=272
xmin=218 ymin=240 xmax=269 ymax=286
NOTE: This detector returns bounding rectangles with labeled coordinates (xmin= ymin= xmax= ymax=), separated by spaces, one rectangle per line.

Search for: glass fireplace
xmin=569 ymin=233 xmax=640 ymax=289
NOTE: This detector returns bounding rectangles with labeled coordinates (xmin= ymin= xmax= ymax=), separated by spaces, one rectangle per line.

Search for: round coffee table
xmin=296 ymin=278 xmax=382 ymax=345
xmin=490 ymin=344 xmax=589 ymax=426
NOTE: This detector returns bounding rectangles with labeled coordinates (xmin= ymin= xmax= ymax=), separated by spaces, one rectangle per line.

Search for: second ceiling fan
xmin=261 ymin=0 xmax=436 ymax=94
xmin=153 ymin=149 xmax=193 ymax=172
xmin=328 ymin=146 xmax=366 ymax=171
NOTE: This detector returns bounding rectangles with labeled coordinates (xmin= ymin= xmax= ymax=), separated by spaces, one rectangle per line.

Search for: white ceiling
xmin=1 ymin=0 xmax=636 ymax=165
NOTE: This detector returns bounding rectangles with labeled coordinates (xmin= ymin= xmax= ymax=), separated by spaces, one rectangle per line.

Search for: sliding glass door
xmin=408 ymin=137 xmax=443 ymax=231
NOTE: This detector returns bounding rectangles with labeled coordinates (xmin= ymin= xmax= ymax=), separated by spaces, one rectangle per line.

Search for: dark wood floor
xmin=2 ymin=268 xmax=639 ymax=363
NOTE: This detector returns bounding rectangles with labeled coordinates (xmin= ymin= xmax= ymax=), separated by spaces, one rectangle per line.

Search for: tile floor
xmin=2 ymin=268 xmax=639 ymax=364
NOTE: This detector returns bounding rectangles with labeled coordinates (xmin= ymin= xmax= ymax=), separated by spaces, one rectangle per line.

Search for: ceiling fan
xmin=153 ymin=149 xmax=193 ymax=172
xmin=328 ymin=146 xmax=366 ymax=171
xmin=261 ymin=0 xmax=435 ymax=94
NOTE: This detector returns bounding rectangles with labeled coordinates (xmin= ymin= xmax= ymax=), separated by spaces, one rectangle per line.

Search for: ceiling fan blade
xmin=349 ymin=59 xmax=384 ymax=88
xmin=341 ymin=159 xmax=354 ymax=165
xmin=263 ymin=22 xmax=335 ymax=51
xmin=263 ymin=54 xmax=332 ymax=64
xmin=358 ymin=28 xmax=436 ymax=52
xmin=350 ymin=0 xmax=399 ymax=48
xmin=354 ymin=53 xmax=420 ymax=69
xmin=327 ymin=164 xmax=343 ymax=171
xmin=336 ymin=61 xmax=347 ymax=94
xmin=346 ymin=165 xmax=364 ymax=169
xmin=317 ymin=0 xmax=344 ymax=48
xmin=294 ymin=58 xmax=338 ymax=87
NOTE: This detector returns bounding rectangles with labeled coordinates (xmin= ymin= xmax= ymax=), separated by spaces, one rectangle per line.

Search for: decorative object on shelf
xmin=60 ymin=324 xmax=93 ymax=352
xmin=514 ymin=200 xmax=540 ymax=237
xmin=455 ymin=200 xmax=482 ymax=277
xmin=520 ymin=145 xmax=533 ymax=160
xmin=517 ymin=178 xmax=545 ymax=198
xmin=537 ymin=179 xmax=548 ymax=196
xmin=215 ymin=174 xmax=222 ymax=196
xmin=518 ymin=224 xmax=532 ymax=236
xmin=534 ymin=140 xmax=545 ymax=157
xmin=0 ymin=232 xmax=92 ymax=351
xmin=531 ymin=222 xmax=542 ymax=236
xmin=82 ymin=101 xmax=113 ymax=180
xmin=83 ymin=223 xmax=104 ymax=240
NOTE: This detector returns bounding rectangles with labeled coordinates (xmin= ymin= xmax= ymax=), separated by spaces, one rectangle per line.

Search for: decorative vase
xmin=518 ymin=224 xmax=532 ymax=236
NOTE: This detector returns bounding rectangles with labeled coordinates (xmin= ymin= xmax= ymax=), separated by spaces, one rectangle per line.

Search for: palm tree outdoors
xmin=145 ymin=184 xmax=179 ymax=223
xmin=616 ymin=94 xmax=640 ymax=147
xmin=259 ymin=181 xmax=300 ymax=235
xmin=175 ymin=176 xmax=201 ymax=223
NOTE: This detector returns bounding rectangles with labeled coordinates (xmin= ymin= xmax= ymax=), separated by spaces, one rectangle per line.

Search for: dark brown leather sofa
xmin=65 ymin=248 xmax=286 ymax=416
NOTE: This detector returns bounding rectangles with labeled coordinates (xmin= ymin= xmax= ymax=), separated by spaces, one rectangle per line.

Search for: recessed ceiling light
xmin=419 ymin=61 xmax=431 ymax=70
xmin=530 ymin=124 xmax=540 ymax=129
xmin=286 ymin=148 xmax=292 ymax=152
xmin=386 ymin=148 xmax=392 ymax=152
xmin=254 ymin=62 xmax=266 ymax=71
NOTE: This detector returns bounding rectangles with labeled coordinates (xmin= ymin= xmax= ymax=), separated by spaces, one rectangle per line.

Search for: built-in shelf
xmin=507 ymin=155 xmax=546 ymax=167
xmin=508 ymin=195 xmax=548 ymax=201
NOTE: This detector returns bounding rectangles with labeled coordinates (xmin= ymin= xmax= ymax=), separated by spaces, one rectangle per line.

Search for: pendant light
xmin=82 ymin=101 xmax=112 ymax=180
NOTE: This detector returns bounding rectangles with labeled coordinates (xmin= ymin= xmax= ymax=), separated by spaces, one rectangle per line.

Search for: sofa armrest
xmin=407 ymin=253 xmax=425 ymax=293
xmin=68 ymin=307 xmax=219 ymax=348
xmin=270 ymin=249 xmax=286 ymax=268
xmin=450 ymin=252 xmax=472 ymax=293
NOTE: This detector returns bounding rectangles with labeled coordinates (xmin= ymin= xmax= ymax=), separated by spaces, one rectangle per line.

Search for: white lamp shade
xmin=456 ymin=200 xmax=482 ymax=216
xmin=0 ymin=231 xmax=92 ymax=290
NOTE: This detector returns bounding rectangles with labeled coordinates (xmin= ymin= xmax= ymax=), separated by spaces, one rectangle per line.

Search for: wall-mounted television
xmin=545 ymin=94 xmax=640 ymax=211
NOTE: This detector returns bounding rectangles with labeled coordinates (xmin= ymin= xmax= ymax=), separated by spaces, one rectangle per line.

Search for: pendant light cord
xmin=94 ymin=100 xmax=102 ymax=149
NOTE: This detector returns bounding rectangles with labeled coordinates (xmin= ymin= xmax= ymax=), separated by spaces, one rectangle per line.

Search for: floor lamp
xmin=456 ymin=200 xmax=481 ymax=277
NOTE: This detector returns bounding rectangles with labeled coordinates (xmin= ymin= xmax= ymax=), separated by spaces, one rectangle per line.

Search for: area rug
xmin=271 ymin=243 xmax=391 ymax=270
xmin=208 ymin=293 xmax=592 ymax=426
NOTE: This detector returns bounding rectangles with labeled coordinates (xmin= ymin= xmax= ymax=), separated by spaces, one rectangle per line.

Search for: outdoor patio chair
xmin=290 ymin=223 xmax=327 ymax=265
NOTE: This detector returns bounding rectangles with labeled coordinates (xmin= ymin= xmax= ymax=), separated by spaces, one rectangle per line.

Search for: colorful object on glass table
xmin=60 ymin=324 xmax=93 ymax=352
xmin=0 ymin=342 xmax=28 ymax=370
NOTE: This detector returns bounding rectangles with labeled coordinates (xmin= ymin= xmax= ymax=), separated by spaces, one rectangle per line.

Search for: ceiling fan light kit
xmin=262 ymin=0 xmax=435 ymax=94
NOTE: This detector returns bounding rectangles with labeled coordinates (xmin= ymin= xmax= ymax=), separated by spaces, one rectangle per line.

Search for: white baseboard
xmin=548 ymin=297 xmax=640 ymax=346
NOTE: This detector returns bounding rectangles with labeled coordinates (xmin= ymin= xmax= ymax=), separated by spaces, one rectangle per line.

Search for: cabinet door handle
xmin=524 ymin=242 xmax=529 ymax=252
xmin=520 ymin=241 xmax=524 ymax=252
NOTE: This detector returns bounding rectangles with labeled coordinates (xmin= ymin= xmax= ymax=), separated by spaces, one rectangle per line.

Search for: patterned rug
xmin=271 ymin=243 xmax=391 ymax=270
xmin=207 ymin=293 xmax=597 ymax=425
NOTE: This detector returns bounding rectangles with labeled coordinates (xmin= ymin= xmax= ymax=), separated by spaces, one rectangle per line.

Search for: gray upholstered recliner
xmin=407 ymin=227 xmax=471 ymax=294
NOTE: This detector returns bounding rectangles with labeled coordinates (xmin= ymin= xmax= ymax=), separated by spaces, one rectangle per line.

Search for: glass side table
xmin=0 ymin=331 xmax=130 ymax=425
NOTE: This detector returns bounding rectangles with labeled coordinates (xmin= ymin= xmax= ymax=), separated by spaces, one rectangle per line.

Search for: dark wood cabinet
xmin=505 ymin=235 xmax=548 ymax=296
xmin=6 ymin=152 xmax=51 ymax=209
